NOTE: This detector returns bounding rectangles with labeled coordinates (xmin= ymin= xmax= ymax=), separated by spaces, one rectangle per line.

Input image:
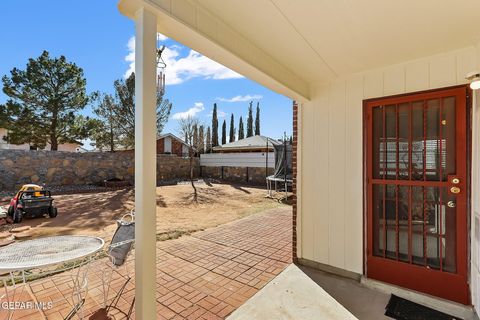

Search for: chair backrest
xmin=108 ymin=212 xmax=135 ymax=266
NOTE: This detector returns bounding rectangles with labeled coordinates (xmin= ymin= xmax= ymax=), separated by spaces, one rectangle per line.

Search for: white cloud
xmin=216 ymin=94 xmax=263 ymax=102
xmin=207 ymin=110 xmax=227 ymax=118
xmin=171 ymin=102 xmax=205 ymax=120
xmin=124 ymin=36 xmax=243 ymax=84
xmin=124 ymin=37 xmax=136 ymax=77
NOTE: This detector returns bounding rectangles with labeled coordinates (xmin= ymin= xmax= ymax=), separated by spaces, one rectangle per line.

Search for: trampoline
xmin=266 ymin=140 xmax=292 ymax=198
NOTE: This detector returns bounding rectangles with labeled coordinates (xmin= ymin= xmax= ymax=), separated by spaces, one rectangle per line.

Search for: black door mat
xmin=385 ymin=294 xmax=463 ymax=320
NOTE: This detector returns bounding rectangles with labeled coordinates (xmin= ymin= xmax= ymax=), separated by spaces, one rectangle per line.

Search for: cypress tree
xmin=246 ymin=101 xmax=253 ymax=137
xmin=206 ymin=126 xmax=212 ymax=153
xmin=229 ymin=114 xmax=235 ymax=142
xmin=221 ymin=120 xmax=227 ymax=145
xmin=255 ymin=102 xmax=260 ymax=136
xmin=198 ymin=125 xmax=205 ymax=153
xmin=238 ymin=116 xmax=245 ymax=140
xmin=212 ymin=103 xmax=219 ymax=146
xmin=193 ymin=124 xmax=198 ymax=150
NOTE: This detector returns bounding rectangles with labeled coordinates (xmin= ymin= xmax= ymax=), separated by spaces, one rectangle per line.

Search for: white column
xmin=134 ymin=6 xmax=157 ymax=320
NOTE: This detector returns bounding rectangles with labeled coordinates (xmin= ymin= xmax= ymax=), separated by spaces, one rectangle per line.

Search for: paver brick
xmin=5 ymin=208 xmax=291 ymax=319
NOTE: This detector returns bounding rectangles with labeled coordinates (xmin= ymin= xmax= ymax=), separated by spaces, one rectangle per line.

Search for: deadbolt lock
xmin=452 ymin=178 xmax=460 ymax=184
xmin=447 ymin=201 xmax=456 ymax=208
xmin=450 ymin=186 xmax=461 ymax=194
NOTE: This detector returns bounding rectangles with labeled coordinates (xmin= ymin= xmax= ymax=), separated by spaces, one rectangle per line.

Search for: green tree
xmin=206 ymin=126 xmax=212 ymax=153
xmin=0 ymin=104 xmax=10 ymax=131
xmin=255 ymin=102 xmax=260 ymax=136
xmin=221 ymin=120 xmax=227 ymax=145
xmin=246 ymin=101 xmax=253 ymax=137
xmin=111 ymin=72 xmax=172 ymax=149
xmin=229 ymin=114 xmax=235 ymax=142
xmin=198 ymin=125 xmax=205 ymax=153
xmin=238 ymin=116 xmax=244 ymax=140
xmin=193 ymin=124 xmax=199 ymax=151
xmin=212 ymin=103 xmax=219 ymax=146
xmin=1 ymin=51 xmax=89 ymax=150
xmin=238 ymin=117 xmax=245 ymax=140
xmin=90 ymin=93 xmax=119 ymax=152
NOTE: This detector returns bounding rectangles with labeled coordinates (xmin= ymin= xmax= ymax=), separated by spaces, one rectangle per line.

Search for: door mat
xmin=385 ymin=294 xmax=462 ymax=320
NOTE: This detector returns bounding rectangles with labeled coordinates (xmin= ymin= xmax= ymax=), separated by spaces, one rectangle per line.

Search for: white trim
xmin=158 ymin=132 xmax=189 ymax=147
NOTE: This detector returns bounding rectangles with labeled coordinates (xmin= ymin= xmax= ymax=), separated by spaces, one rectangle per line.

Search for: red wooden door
xmin=365 ymin=86 xmax=469 ymax=304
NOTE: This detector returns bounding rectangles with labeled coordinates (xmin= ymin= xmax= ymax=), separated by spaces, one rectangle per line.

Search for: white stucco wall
xmin=298 ymin=46 xmax=478 ymax=277
xmin=0 ymin=129 xmax=81 ymax=151
xmin=0 ymin=128 xmax=8 ymax=149
xmin=55 ymin=143 xmax=82 ymax=152
xmin=0 ymin=128 xmax=31 ymax=150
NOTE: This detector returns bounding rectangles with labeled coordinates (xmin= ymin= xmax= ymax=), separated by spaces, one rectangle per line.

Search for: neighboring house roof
xmin=157 ymin=133 xmax=190 ymax=147
xmin=213 ymin=135 xmax=281 ymax=152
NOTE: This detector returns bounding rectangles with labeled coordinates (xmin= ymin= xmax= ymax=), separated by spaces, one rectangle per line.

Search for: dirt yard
xmin=1 ymin=182 xmax=289 ymax=241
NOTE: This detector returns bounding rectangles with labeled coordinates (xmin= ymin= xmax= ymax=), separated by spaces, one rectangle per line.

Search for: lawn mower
xmin=7 ymin=184 xmax=58 ymax=223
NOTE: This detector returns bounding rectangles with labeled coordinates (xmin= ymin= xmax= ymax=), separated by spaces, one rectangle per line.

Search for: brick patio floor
xmin=1 ymin=207 xmax=292 ymax=319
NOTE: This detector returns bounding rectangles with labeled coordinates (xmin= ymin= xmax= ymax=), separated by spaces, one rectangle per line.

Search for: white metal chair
xmin=89 ymin=211 xmax=135 ymax=320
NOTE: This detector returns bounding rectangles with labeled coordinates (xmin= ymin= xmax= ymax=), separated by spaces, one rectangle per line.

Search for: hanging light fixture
xmin=156 ymin=34 xmax=167 ymax=94
xmin=466 ymin=71 xmax=480 ymax=90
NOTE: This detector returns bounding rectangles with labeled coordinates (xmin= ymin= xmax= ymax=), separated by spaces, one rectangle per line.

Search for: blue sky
xmin=0 ymin=0 xmax=292 ymax=148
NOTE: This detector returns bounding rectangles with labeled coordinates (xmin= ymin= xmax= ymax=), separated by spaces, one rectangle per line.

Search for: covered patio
xmin=1 ymin=208 xmax=291 ymax=319
xmin=117 ymin=0 xmax=480 ymax=319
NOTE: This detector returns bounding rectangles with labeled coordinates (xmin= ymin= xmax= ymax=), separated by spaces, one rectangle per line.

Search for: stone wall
xmin=0 ymin=150 xmax=199 ymax=190
xmin=201 ymin=166 xmax=273 ymax=185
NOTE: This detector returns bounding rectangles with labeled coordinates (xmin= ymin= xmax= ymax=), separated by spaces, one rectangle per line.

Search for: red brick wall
xmin=156 ymin=137 xmax=186 ymax=157
xmin=292 ymin=101 xmax=298 ymax=262
xmin=156 ymin=138 xmax=165 ymax=154
xmin=171 ymin=139 xmax=184 ymax=157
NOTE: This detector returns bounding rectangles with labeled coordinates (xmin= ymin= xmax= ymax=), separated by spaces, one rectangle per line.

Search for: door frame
xmin=362 ymin=84 xmax=472 ymax=304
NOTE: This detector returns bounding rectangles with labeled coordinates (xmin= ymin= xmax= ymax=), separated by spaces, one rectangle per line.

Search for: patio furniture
xmin=90 ymin=211 xmax=135 ymax=320
xmin=0 ymin=235 xmax=104 ymax=320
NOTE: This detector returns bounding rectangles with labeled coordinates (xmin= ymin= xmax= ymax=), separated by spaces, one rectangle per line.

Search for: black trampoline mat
xmin=385 ymin=294 xmax=463 ymax=320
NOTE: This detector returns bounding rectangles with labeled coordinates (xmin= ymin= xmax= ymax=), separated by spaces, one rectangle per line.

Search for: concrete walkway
xmin=2 ymin=206 xmax=292 ymax=319
xmin=227 ymin=264 xmax=357 ymax=320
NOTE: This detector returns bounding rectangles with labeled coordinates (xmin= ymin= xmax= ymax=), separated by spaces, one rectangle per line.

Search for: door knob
xmin=450 ymin=186 xmax=461 ymax=194
xmin=447 ymin=201 xmax=456 ymax=208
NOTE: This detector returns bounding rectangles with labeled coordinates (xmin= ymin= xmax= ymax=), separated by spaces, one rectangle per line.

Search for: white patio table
xmin=0 ymin=235 xmax=104 ymax=320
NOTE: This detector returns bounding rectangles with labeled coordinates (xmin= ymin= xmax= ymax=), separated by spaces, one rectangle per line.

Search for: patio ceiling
xmin=200 ymin=0 xmax=480 ymax=81
xmin=119 ymin=0 xmax=480 ymax=100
